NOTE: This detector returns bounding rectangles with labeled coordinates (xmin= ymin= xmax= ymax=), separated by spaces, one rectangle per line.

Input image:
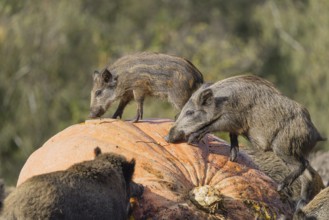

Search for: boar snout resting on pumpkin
xmin=166 ymin=75 xmax=325 ymax=201
xmin=89 ymin=52 xmax=204 ymax=122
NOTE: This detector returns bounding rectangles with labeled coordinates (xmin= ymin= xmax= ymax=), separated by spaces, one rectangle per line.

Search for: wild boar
xmin=1 ymin=147 xmax=143 ymax=220
xmin=293 ymin=186 xmax=329 ymax=220
xmin=166 ymin=75 xmax=325 ymax=198
xmin=89 ymin=52 xmax=204 ymax=122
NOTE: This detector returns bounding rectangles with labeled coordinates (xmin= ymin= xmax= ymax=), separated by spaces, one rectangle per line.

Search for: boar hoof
xmin=296 ymin=199 xmax=307 ymax=210
xmin=132 ymin=116 xmax=140 ymax=123
xmin=112 ymin=113 xmax=122 ymax=119
xmin=229 ymin=147 xmax=238 ymax=162
xmin=277 ymin=183 xmax=285 ymax=192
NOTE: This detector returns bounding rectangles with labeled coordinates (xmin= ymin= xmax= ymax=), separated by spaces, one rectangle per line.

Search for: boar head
xmin=93 ymin=147 xmax=144 ymax=214
xmin=89 ymin=69 xmax=118 ymax=118
xmin=166 ymin=85 xmax=229 ymax=144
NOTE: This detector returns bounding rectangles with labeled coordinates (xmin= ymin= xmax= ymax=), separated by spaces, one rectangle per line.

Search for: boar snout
xmin=165 ymin=127 xmax=186 ymax=143
xmin=89 ymin=107 xmax=105 ymax=118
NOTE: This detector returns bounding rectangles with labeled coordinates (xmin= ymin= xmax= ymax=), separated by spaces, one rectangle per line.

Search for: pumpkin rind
xmin=17 ymin=119 xmax=292 ymax=219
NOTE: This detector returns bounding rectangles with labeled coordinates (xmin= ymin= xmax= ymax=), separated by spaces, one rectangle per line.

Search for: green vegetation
xmin=0 ymin=0 xmax=328 ymax=184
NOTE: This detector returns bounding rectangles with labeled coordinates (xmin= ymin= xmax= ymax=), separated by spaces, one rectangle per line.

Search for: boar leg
xmin=298 ymin=165 xmax=324 ymax=205
xmin=112 ymin=95 xmax=133 ymax=119
xmin=277 ymin=154 xmax=309 ymax=192
xmin=132 ymin=90 xmax=144 ymax=123
xmin=229 ymin=133 xmax=239 ymax=162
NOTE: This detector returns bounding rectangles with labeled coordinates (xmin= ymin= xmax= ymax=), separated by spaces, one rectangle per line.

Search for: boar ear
xmin=198 ymin=88 xmax=214 ymax=106
xmin=102 ymin=69 xmax=118 ymax=87
xmin=122 ymin=158 xmax=136 ymax=184
xmin=94 ymin=147 xmax=102 ymax=158
xmin=102 ymin=69 xmax=113 ymax=83
xmin=93 ymin=70 xmax=100 ymax=81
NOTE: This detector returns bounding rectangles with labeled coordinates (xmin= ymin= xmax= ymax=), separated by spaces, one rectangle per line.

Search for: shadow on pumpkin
xmin=130 ymin=186 xmax=229 ymax=219
xmin=131 ymin=185 xmax=287 ymax=220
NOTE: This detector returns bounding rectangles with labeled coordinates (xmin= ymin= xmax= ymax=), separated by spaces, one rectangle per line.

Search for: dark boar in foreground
xmin=89 ymin=52 xmax=204 ymax=122
xmin=1 ymin=147 xmax=143 ymax=220
xmin=294 ymin=186 xmax=329 ymax=220
xmin=166 ymin=75 xmax=325 ymax=198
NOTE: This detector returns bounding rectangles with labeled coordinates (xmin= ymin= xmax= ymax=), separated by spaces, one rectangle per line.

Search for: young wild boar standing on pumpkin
xmin=1 ymin=147 xmax=143 ymax=220
xmin=89 ymin=52 xmax=204 ymax=122
xmin=166 ymin=75 xmax=326 ymax=201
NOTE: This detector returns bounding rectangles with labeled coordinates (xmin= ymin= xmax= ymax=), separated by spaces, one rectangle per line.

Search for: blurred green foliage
xmin=0 ymin=0 xmax=328 ymax=184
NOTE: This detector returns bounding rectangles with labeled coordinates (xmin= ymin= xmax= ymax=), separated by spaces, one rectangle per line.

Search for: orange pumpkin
xmin=17 ymin=119 xmax=292 ymax=219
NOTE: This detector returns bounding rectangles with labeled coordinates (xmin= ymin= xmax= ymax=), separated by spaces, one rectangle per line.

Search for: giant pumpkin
xmin=17 ymin=119 xmax=292 ymax=219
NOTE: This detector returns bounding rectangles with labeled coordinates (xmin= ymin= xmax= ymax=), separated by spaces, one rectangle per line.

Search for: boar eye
xmin=185 ymin=110 xmax=194 ymax=116
xmin=95 ymin=90 xmax=102 ymax=97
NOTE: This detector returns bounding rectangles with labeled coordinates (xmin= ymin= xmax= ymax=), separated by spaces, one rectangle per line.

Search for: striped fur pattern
xmin=90 ymin=52 xmax=204 ymax=122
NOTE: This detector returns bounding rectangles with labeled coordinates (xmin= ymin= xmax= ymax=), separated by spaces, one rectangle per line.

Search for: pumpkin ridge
xmin=162 ymin=141 xmax=202 ymax=186
xmin=178 ymin=137 xmax=211 ymax=186
xmin=199 ymin=135 xmax=226 ymax=186
xmin=201 ymin=135 xmax=235 ymax=186
xmin=200 ymin=142 xmax=209 ymax=186
xmin=132 ymin=122 xmax=200 ymax=184
xmin=129 ymin=121 xmax=199 ymax=186
xmin=193 ymin=137 xmax=221 ymax=187
xmin=207 ymin=156 xmax=231 ymax=186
